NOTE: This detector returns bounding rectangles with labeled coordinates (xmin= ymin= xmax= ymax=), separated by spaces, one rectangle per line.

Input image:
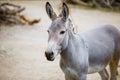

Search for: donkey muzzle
xmin=45 ymin=51 xmax=54 ymax=61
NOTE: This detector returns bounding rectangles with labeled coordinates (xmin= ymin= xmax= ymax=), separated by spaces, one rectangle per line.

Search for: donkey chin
xmin=45 ymin=50 xmax=61 ymax=61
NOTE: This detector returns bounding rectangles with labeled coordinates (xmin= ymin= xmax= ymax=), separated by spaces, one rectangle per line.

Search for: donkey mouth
xmin=46 ymin=56 xmax=55 ymax=61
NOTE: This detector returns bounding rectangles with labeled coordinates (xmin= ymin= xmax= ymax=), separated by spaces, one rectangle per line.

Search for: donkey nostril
xmin=51 ymin=52 xmax=53 ymax=55
xmin=45 ymin=51 xmax=49 ymax=57
xmin=49 ymin=52 xmax=54 ymax=58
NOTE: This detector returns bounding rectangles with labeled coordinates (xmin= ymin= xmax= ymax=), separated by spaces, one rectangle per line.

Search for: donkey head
xmin=45 ymin=2 xmax=71 ymax=61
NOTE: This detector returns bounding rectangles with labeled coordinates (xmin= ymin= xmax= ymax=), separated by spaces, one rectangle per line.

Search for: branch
xmin=0 ymin=2 xmax=21 ymax=8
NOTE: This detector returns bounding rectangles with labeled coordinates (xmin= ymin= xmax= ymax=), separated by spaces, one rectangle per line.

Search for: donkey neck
xmin=60 ymin=33 xmax=86 ymax=63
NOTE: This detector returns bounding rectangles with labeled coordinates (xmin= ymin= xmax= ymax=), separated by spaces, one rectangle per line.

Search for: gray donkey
xmin=45 ymin=2 xmax=120 ymax=80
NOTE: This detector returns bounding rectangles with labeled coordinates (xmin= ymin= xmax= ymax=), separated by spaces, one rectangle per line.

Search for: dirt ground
xmin=0 ymin=1 xmax=120 ymax=80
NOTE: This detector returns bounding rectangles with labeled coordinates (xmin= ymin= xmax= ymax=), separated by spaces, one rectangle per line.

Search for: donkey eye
xmin=47 ymin=30 xmax=50 ymax=33
xmin=60 ymin=31 xmax=65 ymax=34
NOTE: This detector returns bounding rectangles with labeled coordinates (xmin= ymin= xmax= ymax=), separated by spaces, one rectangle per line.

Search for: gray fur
xmin=45 ymin=2 xmax=120 ymax=80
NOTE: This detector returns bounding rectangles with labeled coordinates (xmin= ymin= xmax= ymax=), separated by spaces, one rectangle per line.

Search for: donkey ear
xmin=59 ymin=2 xmax=69 ymax=21
xmin=46 ymin=2 xmax=57 ymax=20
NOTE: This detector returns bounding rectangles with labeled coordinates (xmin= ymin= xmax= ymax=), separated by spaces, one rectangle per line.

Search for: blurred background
xmin=0 ymin=0 xmax=120 ymax=80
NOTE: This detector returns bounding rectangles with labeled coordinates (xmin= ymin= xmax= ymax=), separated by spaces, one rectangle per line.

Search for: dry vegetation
xmin=0 ymin=2 xmax=40 ymax=25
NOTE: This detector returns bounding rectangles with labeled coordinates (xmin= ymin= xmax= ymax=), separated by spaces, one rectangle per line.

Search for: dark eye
xmin=47 ymin=30 xmax=50 ymax=33
xmin=60 ymin=31 xmax=65 ymax=34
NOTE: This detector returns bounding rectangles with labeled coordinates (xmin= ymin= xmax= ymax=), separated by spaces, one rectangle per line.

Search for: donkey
xmin=45 ymin=2 xmax=120 ymax=80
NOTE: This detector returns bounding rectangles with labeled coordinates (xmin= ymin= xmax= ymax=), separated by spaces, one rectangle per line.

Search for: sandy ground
xmin=0 ymin=1 xmax=120 ymax=80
